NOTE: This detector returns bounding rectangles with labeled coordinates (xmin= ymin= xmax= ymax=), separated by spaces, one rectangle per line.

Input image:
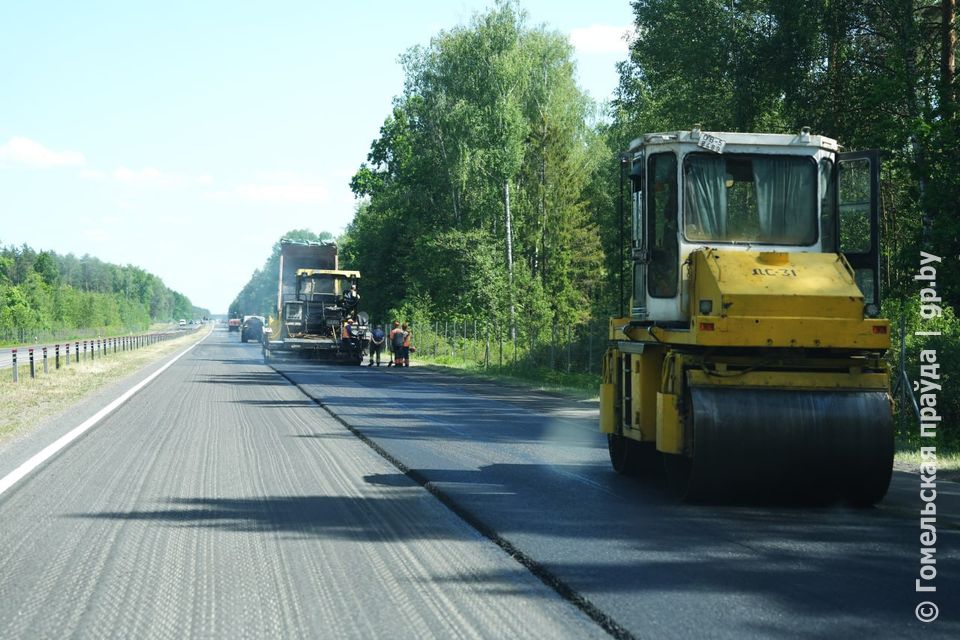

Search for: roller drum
xmin=684 ymin=387 xmax=893 ymax=504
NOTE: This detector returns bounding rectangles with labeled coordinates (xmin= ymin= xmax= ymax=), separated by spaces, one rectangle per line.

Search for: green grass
xmin=416 ymin=352 xmax=599 ymax=399
xmin=894 ymin=443 xmax=960 ymax=478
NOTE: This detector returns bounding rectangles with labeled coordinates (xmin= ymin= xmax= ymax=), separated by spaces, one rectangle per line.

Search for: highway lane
xmin=0 ymin=329 xmax=603 ymax=639
xmin=276 ymin=357 xmax=960 ymax=639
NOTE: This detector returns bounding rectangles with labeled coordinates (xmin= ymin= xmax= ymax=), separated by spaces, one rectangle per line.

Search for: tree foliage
xmin=341 ymin=1 xmax=608 ymax=334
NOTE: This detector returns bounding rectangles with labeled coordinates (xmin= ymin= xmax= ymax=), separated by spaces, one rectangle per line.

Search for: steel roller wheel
xmin=676 ymin=387 xmax=893 ymax=504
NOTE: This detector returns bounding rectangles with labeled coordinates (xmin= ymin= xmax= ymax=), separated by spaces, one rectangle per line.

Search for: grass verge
xmin=0 ymin=326 xmax=210 ymax=444
xmin=894 ymin=444 xmax=960 ymax=480
xmin=415 ymin=353 xmax=600 ymax=400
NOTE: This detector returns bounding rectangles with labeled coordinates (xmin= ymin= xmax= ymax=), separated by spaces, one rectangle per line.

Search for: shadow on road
xmin=69 ymin=495 xmax=459 ymax=541
xmin=195 ymin=372 xmax=289 ymax=386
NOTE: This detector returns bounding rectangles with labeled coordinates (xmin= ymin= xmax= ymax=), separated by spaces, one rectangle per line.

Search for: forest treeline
xmin=0 ymin=243 xmax=208 ymax=343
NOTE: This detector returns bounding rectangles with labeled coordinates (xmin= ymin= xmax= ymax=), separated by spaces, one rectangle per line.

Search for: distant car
xmin=228 ymin=318 xmax=241 ymax=332
xmin=241 ymin=315 xmax=265 ymax=343
xmin=178 ymin=319 xmax=187 ymax=328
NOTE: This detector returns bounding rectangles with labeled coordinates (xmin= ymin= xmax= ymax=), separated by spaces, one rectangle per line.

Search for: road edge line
xmin=0 ymin=331 xmax=211 ymax=498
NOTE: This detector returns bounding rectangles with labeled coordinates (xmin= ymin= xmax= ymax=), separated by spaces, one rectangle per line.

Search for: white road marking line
xmin=0 ymin=332 xmax=210 ymax=498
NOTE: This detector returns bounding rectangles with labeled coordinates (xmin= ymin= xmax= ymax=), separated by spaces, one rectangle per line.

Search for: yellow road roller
xmin=600 ymin=128 xmax=893 ymax=504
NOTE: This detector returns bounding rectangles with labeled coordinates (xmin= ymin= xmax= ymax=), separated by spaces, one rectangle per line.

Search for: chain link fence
xmin=368 ymin=314 xmax=608 ymax=384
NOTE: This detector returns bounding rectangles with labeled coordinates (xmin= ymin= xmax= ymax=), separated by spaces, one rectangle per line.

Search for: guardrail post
xmin=11 ymin=348 xmax=18 ymax=382
xmin=65 ymin=343 xmax=70 ymax=368
xmin=29 ymin=348 xmax=35 ymax=378
xmin=55 ymin=344 xmax=60 ymax=369
xmin=91 ymin=340 xmax=96 ymax=361
xmin=43 ymin=346 xmax=49 ymax=374
xmin=82 ymin=340 xmax=87 ymax=361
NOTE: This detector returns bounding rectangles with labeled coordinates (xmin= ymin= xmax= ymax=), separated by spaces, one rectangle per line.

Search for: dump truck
xmin=262 ymin=240 xmax=369 ymax=363
xmin=602 ymin=128 xmax=892 ymax=504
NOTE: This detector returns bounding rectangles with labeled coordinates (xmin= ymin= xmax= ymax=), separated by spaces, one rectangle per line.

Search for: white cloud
xmin=569 ymin=24 xmax=634 ymax=55
xmin=208 ymin=175 xmax=330 ymax=205
xmin=0 ymin=136 xmax=86 ymax=168
xmin=113 ymin=166 xmax=183 ymax=187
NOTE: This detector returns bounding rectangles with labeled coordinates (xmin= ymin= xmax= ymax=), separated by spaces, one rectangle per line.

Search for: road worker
xmin=389 ymin=321 xmax=404 ymax=367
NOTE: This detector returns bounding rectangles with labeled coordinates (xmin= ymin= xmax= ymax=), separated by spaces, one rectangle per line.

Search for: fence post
xmin=43 ymin=346 xmax=48 ymax=374
xmin=485 ymin=321 xmax=490 ymax=368
xmin=550 ymin=324 xmax=556 ymax=370
xmin=55 ymin=344 xmax=60 ymax=370
xmin=29 ymin=348 xmax=35 ymax=379
xmin=65 ymin=342 xmax=70 ymax=368
xmin=588 ymin=325 xmax=593 ymax=374
xmin=11 ymin=348 xmax=17 ymax=382
xmin=498 ymin=321 xmax=503 ymax=367
xmin=76 ymin=341 xmax=80 ymax=363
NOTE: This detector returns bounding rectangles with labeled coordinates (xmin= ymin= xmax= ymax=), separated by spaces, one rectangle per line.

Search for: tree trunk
xmin=504 ymin=179 xmax=516 ymax=342
xmin=942 ymin=0 xmax=956 ymax=110
xmin=902 ymin=0 xmax=931 ymax=245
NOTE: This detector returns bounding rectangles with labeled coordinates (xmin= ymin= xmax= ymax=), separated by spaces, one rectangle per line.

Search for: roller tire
xmin=608 ymin=434 xmax=659 ymax=476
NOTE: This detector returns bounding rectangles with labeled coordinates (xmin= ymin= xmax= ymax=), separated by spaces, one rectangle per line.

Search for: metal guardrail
xmin=5 ymin=326 xmax=201 ymax=382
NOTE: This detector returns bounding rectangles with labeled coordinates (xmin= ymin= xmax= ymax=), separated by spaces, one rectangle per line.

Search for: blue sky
xmin=0 ymin=1 xmax=634 ymax=313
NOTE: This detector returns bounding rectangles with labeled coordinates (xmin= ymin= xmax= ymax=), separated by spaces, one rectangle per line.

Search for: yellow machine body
xmin=601 ymin=131 xmax=894 ymax=503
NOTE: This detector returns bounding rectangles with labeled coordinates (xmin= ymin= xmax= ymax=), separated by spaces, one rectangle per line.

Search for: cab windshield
xmin=683 ymin=153 xmax=817 ymax=245
xmin=300 ymin=275 xmax=338 ymax=297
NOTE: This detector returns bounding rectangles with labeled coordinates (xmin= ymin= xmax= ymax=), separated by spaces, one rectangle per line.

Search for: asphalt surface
xmin=277 ymin=355 xmax=960 ymax=639
xmin=0 ymin=327 xmax=956 ymax=638
xmin=0 ymin=329 xmax=602 ymax=639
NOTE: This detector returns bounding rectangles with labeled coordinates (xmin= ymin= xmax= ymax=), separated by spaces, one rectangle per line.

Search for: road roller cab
xmin=601 ymin=128 xmax=893 ymax=504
